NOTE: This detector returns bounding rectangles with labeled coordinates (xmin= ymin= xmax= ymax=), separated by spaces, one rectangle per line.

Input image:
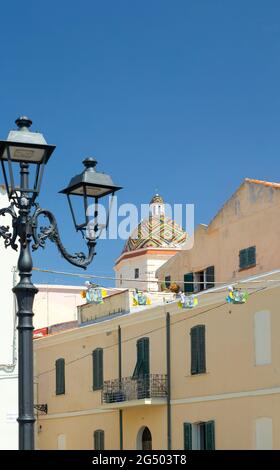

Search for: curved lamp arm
xmin=0 ymin=205 xmax=18 ymax=250
xmin=31 ymin=206 xmax=96 ymax=269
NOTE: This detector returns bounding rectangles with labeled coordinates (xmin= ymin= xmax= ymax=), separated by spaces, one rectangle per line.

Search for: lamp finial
xmin=15 ymin=116 xmax=32 ymax=130
xmin=83 ymin=157 xmax=97 ymax=171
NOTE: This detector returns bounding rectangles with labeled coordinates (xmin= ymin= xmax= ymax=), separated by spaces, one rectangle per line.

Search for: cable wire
xmin=32 ymin=266 xmax=280 ymax=287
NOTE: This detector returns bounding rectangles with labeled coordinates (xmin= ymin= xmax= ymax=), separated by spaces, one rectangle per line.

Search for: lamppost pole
xmin=0 ymin=117 xmax=122 ymax=450
xmin=13 ymin=240 xmax=38 ymax=449
xmin=13 ymin=162 xmax=38 ymax=449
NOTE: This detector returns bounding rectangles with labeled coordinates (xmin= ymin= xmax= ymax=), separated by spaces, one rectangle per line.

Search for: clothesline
xmin=32 ymin=266 xmax=280 ymax=287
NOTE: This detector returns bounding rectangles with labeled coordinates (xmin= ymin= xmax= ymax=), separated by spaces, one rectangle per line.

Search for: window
xmin=94 ymin=430 xmax=105 ymax=450
xmin=184 ymin=421 xmax=215 ymax=450
xmin=194 ymin=270 xmax=205 ymax=292
xmin=255 ymin=418 xmax=273 ymax=450
xmin=132 ymin=338 xmax=150 ymax=399
xmin=184 ymin=266 xmax=215 ymax=293
xmin=135 ymin=268 xmax=139 ymax=279
xmin=205 ymin=266 xmax=215 ymax=289
xmin=165 ymin=275 xmax=171 ymax=289
xmin=55 ymin=358 xmax=65 ymax=395
xmin=239 ymin=246 xmax=256 ymax=270
xmin=120 ymin=274 xmax=122 ymax=286
xmin=92 ymin=348 xmax=103 ymax=390
xmin=184 ymin=272 xmax=194 ymax=293
xmin=132 ymin=337 xmax=150 ymax=379
xmin=190 ymin=325 xmax=206 ymax=375
xmin=57 ymin=434 xmax=66 ymax=450
xmin=254 ymin=311 xmax=271 ymax=365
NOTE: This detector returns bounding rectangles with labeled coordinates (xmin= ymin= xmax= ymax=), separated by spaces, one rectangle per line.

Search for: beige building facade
xmin=34 ymin=178 xmax=280 ymax=450
xmin=35 ymin=272 xmax=280 ymax=450
xmin=157 ymin=179 xmax=280 ymax=291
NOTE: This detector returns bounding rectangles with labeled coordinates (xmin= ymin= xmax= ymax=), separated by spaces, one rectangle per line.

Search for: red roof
xmin=245 ymin=178 xmax=280 ymax=189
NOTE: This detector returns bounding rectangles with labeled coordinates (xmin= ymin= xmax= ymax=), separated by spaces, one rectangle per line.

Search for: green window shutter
xmin=247 ymin=246 xmax=256 ymax=266
xmin=94 ymin=431 xmax=98 ymax=450
xmin=190 ymin=325 xmax=206 ymax=375
xmin=190 ymin=326 xmax=199 ymax=374
xmin=239 ymin=246 xmax=256 ymax=269
xmin=239 ymin=249 xmax=247 ymax=269
xmin=205 ymin=421 xmax=215 ymax=450
xmin=98 ymin=349 xmax=103 ymax=388
xmin=138 ymin=337 xmax=150 ymax=376
xmin=142 ymin=337 xmax=150 ymax=376
xmin=183 ymin=422 xmax=192 ymax=450
xmin=206 ymin=266 xmax=215 ymax=289
xmin=133 ymin=338 xmax=150 ymax=379
xmin=197 ymin=325 xmax=206 ymax=373
xmin=93 ymin=348 xmax=103 ymax=390
xmin=55 ymin=358 xmax=65 ymax=395
xmin=184 ymin=273 xmax=194 ymax=293
xmin=92 ymin=350 xmax=98 ymax=389
xmin=132 ymin=358 xmax=143 ymax=379
xmin=94 ymin=430 xmax=105 ymax=450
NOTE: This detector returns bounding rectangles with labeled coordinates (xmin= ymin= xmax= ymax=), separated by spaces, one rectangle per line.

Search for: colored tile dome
xmin=122 ymin=215 xmax=187 ymax=253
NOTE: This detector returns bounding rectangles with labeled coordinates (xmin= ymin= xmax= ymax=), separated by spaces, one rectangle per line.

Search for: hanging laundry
xmin=132 ymin=290 xmax=152 ymax=306
xmin=226 ymin=286 xmax=248 ymax=304
xmin=178 ymin=292 xmax=198 ymax=309
xmin=83 ymin=285 xmax=107 ymax=304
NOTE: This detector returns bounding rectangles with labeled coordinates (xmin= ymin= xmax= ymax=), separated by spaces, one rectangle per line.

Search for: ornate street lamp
xmin=0 ymin=117 xmax=122 ymax=450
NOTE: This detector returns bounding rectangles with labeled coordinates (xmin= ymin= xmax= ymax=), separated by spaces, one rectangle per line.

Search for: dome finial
xmin=150 ymin=193 xmax=164 ymax=205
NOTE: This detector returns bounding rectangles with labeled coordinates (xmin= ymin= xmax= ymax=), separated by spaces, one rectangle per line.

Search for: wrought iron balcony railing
xmin=102 ymin=374 xmax=167 ymax=404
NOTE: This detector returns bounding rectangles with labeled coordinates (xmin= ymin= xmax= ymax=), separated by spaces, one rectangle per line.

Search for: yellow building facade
xmin=35 ymin=273 xmax=280 ymax=450
xmin=34 ymin=178 xmax=280 ymax=450
xmin=157 ymin=178 xmax=280 ymax=289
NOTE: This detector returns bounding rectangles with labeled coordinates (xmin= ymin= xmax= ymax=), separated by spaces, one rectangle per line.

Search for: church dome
xmin=122 ymin=216 xmax=187 ymax=253
xmin=122 ymin=194 xmax=187 ymax=253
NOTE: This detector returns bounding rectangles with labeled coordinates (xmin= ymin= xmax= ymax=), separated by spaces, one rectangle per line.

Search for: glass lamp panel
xmin=67 ymin=184 xmax=114 ymax=198
xmin=66 ymin=193 xmax=88 ymax=230
xmin=5 ymin=146 xmax=45 ymax=163
xmin=1 ymin=144 xmax=47 ymax=164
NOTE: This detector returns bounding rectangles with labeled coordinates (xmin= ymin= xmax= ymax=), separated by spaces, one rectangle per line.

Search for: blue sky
xmin=1 ymin=0 xmax=280 ymax=286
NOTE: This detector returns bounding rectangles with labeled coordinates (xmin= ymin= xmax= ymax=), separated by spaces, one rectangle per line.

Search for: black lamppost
xmin=0 ymin=117 xmax=122 ymax=450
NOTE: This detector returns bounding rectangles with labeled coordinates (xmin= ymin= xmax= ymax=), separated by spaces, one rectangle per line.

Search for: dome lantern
xmin=149 ymin=193 xmax=165 ymax=217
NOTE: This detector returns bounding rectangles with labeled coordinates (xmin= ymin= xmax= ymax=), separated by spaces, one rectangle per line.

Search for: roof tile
xmin=245 ymin=178 xmax=280 ymax=188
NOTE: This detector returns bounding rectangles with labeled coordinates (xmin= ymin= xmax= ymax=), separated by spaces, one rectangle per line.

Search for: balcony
xmin=101 ymin=374 xmax=167 ymax=409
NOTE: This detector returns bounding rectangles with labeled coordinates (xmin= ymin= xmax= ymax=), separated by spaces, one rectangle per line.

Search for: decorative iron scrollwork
xmin=0 ymin=202 xmax=96 ymax=269
xmin=34 ymin=404 xmax=48 ymax=414
xmin=0 ymin=205 xmax=18 ymax=250
xmin=30 ymin=205 xmax=96 ymax=269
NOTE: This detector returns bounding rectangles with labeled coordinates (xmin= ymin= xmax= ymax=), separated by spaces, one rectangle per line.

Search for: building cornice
xmin=36 ymin=284 xmax=84 ymax=293
xmin=37 ymin=387 xmax=280 ymax=420
xmin=38 ymin=407 xmax=115 ymax=420
xmin=172 ymin=386 xmax=280 ymax=405
xmin=114 ymin=248 xmax=180 ymax=268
